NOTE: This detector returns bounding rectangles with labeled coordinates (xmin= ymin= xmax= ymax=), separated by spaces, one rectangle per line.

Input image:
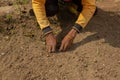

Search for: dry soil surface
xmin=0 ymin=0 xmax=120 ymax=80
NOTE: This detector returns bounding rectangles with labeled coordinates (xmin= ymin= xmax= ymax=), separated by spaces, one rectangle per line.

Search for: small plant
xmin=16 ymin=0 xmax=29 ymax=4
xmin=6 ymin=14 xmax=13 ymax=22
xmin=22 ymin=0 xmax=29 ymax=4
xmin=13 ymin=0 xmax=29 ymax=15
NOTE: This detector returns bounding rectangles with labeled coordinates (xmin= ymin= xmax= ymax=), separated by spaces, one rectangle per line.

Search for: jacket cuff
xmin=42 ymin=26 xmax=53 ymax=36
xmin=72 ymin=23 xmax=83 ymax=33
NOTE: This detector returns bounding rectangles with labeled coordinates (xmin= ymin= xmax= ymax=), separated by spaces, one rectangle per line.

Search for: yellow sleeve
xmin=76 ymin=0 xmax=96 ymax=28
xmin=32 ymin=0 xmax=50 ymax=30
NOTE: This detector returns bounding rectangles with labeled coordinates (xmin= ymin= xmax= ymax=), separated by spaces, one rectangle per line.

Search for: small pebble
xmin=42 ymin=42 xmax=45 ymax=45
xmin=1 ymin=53 xmax=5 ymax=56
xmin=103 ymin=64 xmax=105 ymax=66
xmin=58 ymin=64 xmax=63 ymax=68
xmin=46 ymin=55 xmax=50 ymax=57
xmin=4 ymin=36 xmax=9 ymax=40
xmin=20 ymin=46 xmax=24 ymax=50
xmin=83 ymin=64 xmax=88 ymax=67
xmin=94 ymin=60 xmax=98 ymax=63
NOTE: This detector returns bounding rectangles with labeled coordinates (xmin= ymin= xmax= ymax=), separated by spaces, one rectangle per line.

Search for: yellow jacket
xmin=32 ymin=0 xmax=96 ymax=30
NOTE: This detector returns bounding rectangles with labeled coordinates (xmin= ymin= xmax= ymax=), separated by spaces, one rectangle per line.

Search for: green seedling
xmin=16 ymin=0 xmax=29 ymax=4
xmin=22 ymin=0 xmax=29 ymax=4
xmin=6 ymin=14 xmax=13 ymax=22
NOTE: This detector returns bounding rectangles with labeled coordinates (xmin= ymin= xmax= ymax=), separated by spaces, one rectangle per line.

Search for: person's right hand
xmin=45 ymin=33 xmax=57 ymax=53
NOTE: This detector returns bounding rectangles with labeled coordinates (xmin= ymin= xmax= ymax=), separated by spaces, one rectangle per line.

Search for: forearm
xmin=32 ymin=0 xmax=50 ymax=30
xmin=75 ymin=0 xmax=96 ymax=31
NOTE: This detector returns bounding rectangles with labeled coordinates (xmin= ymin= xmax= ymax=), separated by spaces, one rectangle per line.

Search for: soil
xmin=0 ymin=0 xmax=120 ymax=80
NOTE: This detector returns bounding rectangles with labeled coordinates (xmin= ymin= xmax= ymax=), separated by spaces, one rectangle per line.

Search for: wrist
xmin=71 ymin=28 xmax=78 ymax=34
xmin=45 ymin=32 xmax=53 ymax=38
xmin=42 ymin=26 xmax=53 ymax=37
xmin=68 ymin=28 xmax=77 ymax=39
xmin=72 ymin=23 xmax=83 ymax=33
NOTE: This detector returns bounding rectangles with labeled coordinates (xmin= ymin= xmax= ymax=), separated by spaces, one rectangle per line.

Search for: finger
xmin=48 ymin=46 xmax=52 ymax=53
xmin=63 ymin=42 xmax=69 ymax=51
xmin=52 ymin=45 xmax=56 ymax=53
xmin=67 ymin=43 xmax=71 ymax=49
xmin=59 ymin=42 xmax=64 ymax=51
xmin=66 ymin=41 xmax=73 ymax=50
xmin=46 ymin=45 xmax=49 ymax=51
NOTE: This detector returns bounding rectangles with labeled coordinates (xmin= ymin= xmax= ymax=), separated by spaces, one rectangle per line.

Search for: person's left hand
xmin=59 ymin=29 xmax=77 ymax=51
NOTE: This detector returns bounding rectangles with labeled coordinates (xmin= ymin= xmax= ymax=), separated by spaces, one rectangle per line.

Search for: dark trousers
xmin=45 ymin=0 xmax=59 ymax=17
xmin=45 ymin=0 xmax=82 ymax=17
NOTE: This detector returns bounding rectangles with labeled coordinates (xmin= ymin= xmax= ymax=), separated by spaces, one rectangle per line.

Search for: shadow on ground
xmin=56 ymin=8 xmax=120 ymax=51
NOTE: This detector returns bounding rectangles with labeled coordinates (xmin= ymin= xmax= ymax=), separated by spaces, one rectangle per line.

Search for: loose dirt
xmin=0 ymin=0 xmax=120 ymax=80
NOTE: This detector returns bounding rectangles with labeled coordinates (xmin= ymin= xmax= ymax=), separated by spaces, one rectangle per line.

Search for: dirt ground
xmin=0 ymin=0 xmax=120 ymax=80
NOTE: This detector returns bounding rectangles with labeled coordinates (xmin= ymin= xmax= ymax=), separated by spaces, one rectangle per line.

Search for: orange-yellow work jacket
xmin=32 ymin=0 xmax=96 ymax=30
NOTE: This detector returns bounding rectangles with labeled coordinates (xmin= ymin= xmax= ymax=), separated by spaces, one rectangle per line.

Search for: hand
xmin=59 ymin=29 xmax=77 ymax=51
xmin=45 ymin=33 xmax=57 ymax=53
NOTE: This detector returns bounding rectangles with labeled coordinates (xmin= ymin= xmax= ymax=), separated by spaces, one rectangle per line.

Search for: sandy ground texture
xmin=0 ymin=0 xmax=120 ymax=80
